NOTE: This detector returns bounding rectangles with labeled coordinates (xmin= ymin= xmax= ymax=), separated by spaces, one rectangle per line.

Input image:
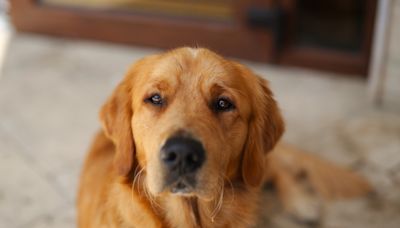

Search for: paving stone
xmin=324 ymin=199 xmax=400 ymax=228
xmin=0 ymin=127 xmax=65 ymax=227
xmin=340 ymin=113 xmax=400 ymax=171
xmin=19 ymin=205 xmax=76 ymax=228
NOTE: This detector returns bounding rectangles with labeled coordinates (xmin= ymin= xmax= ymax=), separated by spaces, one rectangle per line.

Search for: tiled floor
xmin=0 ymin=12 xmax=399 ymax=225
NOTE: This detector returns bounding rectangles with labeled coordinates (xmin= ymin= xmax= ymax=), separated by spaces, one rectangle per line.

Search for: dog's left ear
xmin=241 ymin=72 xmax=285 ymax=187
xmin=99 ymin=77 xmax=135 ymax=176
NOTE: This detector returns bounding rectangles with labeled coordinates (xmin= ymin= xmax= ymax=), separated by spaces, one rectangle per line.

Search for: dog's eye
xmin=214 ymin=97 xmax=235 ymax=112
xmin=146 ymin=93 xmax=164 ymax=106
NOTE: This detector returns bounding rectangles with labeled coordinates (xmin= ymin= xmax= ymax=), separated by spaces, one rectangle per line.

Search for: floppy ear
xmin=99 ymin=77 xmax=135 ymax=176
xmin=242 ymin=75 xmax=285 ymax=187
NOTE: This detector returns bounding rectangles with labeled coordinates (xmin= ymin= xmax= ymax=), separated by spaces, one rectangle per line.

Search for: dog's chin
xmin=168 ymin=185 xmax=214 ymax=201
xmin=147 ymin=177 xmax=194 ymax=196
xmin=162 ymin=177 xmax=199 ymax=198
xmin=171 ymin=182 xmax=219 ymax=202
xmin=149 ymin=180 xmax=212 ymax=200
xmin=146 ymin=171 xmax=219 ymax=200
xmin=169 ymin=179 xmax=194 ymax=194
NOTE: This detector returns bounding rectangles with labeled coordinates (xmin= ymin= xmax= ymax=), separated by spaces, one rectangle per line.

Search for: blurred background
xmin=0 ymin=0 xmax=399 ymax=227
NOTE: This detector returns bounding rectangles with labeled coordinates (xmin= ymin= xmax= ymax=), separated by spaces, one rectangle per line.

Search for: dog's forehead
xmin=149 ymin=48 xmax=235 ymax=87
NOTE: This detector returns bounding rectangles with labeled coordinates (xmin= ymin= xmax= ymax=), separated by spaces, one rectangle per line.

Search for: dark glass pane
xmin=295 ymin=0 xmax=365 ymax=52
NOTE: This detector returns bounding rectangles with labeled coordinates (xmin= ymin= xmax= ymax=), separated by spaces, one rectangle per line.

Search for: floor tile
xmin=19 ymin=205 xmax=76 ymax=228
xmin=0 ymin=126 xmax=66 ymax=227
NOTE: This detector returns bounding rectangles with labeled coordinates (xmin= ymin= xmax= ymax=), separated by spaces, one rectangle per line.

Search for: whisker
xmin=132 ymin=167 xmax=145 ymax=196
xmin=142 ymin=178 xmax=161 ymax=210
xmin=210 ymin=177 xmax=225 ymax=222
xmin=131 ymin=166 xmax=162 ymax=211
xmin=131 ymin=166 xmax=145 ymax=205
xmin=222 ymin=173 xmax=235 ymax=204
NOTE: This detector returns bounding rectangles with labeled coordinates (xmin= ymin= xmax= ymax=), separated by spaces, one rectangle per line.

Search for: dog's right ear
xmin=233 ymin=62 xmax=285 ymax=188
xmin=99 ymin=77 xmax=135 ymax=176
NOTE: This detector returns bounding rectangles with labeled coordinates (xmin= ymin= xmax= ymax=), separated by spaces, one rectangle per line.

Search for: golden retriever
xmin=77 ymin=47 xmax=371 ymax=228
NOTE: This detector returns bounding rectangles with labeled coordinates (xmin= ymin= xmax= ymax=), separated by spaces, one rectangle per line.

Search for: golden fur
xmin=77 ymin=47 xmax=371 ymax=228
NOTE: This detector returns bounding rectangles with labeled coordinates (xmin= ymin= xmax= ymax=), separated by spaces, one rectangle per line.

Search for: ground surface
xmin=0 ymin=32 xmax=399 ymax=228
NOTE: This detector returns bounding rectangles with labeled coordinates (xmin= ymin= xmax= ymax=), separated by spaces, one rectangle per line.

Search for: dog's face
xmin=100 ymin=48 xmax=284 ymax=200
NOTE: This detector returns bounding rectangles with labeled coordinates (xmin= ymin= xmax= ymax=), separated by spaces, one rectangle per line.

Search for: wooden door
xmin=10 ymin=0 xmax=376 ymax=75
xmin=10 ymin=0 xmax=281 ymax=62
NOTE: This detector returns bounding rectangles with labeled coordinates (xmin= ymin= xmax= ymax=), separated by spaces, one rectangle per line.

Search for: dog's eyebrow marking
xmin=152 ymin=80 xmax=170 ymax=91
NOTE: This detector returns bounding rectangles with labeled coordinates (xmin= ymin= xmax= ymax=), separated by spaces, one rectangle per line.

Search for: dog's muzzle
xmin=160 ymin=136 xmax=205 ymax=193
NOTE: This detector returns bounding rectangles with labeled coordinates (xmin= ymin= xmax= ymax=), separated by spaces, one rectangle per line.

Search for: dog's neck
xmin=155 ymin=182 xmax=258 ymax=228
xmin=186 ymin=197 xmax=202 ymax=227
xmin=121 ymin=171 xmax=259 ymax=228
xmin=156 ymin=192 xmax=216 ymax=228
xmin=165 ymin=196 xmax=204 ymax=228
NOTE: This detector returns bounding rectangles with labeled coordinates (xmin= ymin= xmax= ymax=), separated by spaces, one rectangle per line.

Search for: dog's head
xmin=100 ymin=48 xmax=284 ymax=200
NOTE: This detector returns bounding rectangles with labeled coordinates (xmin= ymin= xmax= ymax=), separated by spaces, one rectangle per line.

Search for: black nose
xmin=160 ymin=137 xmax=205 ymax=174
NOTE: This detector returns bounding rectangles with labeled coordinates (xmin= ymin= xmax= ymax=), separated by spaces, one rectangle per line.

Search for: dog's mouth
xmin=166 ymin=175 xmax=197 ymax=196
xmin=171 ymin=179 xmax=194 ymax=194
